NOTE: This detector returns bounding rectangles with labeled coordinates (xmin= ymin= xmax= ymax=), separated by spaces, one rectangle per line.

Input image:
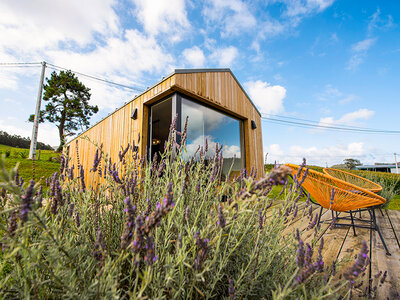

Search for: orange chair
xmin=286 ymin=163 xmax=390 ymax=255
xmin=323 ymin=167 xmax=385 ymax=217
xmin=323 ymin=168 xmax=382 ymax=193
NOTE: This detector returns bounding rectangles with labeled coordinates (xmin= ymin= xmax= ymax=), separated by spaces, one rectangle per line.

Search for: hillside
xmin=0 ymin=144 xmax=60 ymax=186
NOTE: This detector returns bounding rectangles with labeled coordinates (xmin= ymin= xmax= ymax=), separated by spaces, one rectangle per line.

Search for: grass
xmin=387 ymin=194 xmax=400 ymax=210
xmin=0 ymin=144 xmax=60 ymax=186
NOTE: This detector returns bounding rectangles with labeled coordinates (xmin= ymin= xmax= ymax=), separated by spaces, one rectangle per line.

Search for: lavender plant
xmin=0 ymin=122 xmax=378 ymax=299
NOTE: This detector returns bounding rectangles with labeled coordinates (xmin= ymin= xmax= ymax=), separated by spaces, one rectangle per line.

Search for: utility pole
xmin=395 ymin=153 xmax=399 ymax=174
xmin=29 ymin=61 xmax=46 ymax=160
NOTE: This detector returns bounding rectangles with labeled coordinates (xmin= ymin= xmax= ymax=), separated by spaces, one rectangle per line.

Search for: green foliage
xmin=28 ymin=70 xmax=98 ymax=152
xmin=343 ymin=158 xmax=362 ymax=170
xmin=0 ymin=130 xmax=366 ymax=299
xmin=0 ymin=130 xmax=53 ymax=150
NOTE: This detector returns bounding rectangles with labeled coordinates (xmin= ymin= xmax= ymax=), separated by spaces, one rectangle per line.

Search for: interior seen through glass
xmin=150 ymin=97 xmax=172 ymax=160
xmin=181 ymin=97 xmax=243 ymax=177
xmin=150 ymin=96 xmax=244 ymax=177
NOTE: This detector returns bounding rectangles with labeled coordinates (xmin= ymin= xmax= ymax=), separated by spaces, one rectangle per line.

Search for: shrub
xmin=0 ymin=123 xmax=376 ymax=299
xmin=18 ymin=151 xmax=28 ymax=159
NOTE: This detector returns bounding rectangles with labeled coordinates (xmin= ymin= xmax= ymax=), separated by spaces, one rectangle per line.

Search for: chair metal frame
xmin=286 ymin=164 xmax=391 ymax=255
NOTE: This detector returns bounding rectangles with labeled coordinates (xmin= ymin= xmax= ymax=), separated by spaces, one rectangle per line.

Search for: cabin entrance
xmin=149 ymin=97 xmax=172 ymax=160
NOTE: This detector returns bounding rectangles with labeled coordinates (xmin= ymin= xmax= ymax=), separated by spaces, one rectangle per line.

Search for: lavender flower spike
xmin=20 ymin=179 xmax=35 ymax=224
xmin=217 ymin=205 xmax=226 ymax=228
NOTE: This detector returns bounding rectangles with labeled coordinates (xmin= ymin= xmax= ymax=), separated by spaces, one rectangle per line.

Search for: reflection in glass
xmin=181 ymin=98 xmax=243 ymax=177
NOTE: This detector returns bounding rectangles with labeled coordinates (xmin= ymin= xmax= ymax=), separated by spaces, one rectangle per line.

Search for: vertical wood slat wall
xmin=66 ymin=70 xmax=263 ymax=187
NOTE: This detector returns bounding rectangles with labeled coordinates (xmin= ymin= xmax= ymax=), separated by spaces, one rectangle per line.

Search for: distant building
xmin=355 ymin=164 xmax=400 ymax=174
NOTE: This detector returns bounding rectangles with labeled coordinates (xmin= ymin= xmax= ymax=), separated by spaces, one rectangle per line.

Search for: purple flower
xmin=228 ymin=278 xmax=235 ymax=300
xmin=315 ymin=237 xmax=324 ymax=272
xmin=59 ymin=154 xmax=66 ymax=175
xmin=217 ymin=205 xmax=226 ymax=228
xmin=344 ymin=241 xmax=369 ymax=284
xmin=92 ymin=149 xmax=101 ymax=172
xmin=68 ymin=165 xmax=74 ymax=180
xmin=131 ymin=183 xmax=175 ymax=264
xmin=36 ymin=186 xmax=43 ymax=207
xmin=93 ymin=229 xmax=105 ymax=261
xmin=80 ymin=166 xmax=86 ymax=192
xmin=258 ymin=208 xmax=264 ymax=229
xmin=144 ymin=236 xmax=157 ymax=265
xmin=14 ymin=168 xmax=20 ymax=186
xmin=330 ymin=188 xmax=335 ymax=206
xmin=194 ymin=232 xmax=209 ymax=270
xmin=119 ymin=144 xmax=130 ymax=162
xmin=69 ymin=203 xmax=75 ymax=217
xmin=8 ymin=210 xmax=18 ymax=236
xmin=121 ymin=197 xmax=136 ymax=249
xmin=184 ymin=206 xmax=190 ymax=225
xmin=75 ymin=212 xmax=80 ymax=227
xmin=19 ymin=179 xmax=35 ymax=223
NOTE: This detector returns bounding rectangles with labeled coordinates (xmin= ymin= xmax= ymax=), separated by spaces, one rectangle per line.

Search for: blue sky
xmin=0 ymin=0 xmax=399 ymax=166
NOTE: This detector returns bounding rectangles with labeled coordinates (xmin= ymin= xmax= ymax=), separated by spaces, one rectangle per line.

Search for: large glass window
xmin=181 ymin=98 xmax=244 ymax=177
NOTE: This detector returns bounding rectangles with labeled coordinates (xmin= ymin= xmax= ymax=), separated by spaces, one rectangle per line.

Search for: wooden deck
xmin=289 ymin=203 xmax=400 ymax=299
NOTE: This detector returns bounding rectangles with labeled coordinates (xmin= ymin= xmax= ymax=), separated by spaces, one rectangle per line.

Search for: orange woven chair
xmin=286 ymin=163 xmax=390 ymax=255
xmin=323 ymin=168 xmax=382 ymax=193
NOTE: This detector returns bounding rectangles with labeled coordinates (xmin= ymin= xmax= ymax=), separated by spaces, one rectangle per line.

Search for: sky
xmin=0 ymin=0 xmax=399 ymax=167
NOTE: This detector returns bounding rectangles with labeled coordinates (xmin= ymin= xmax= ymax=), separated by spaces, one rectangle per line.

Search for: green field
xmin=0 ymin=144 xmax=60 ymax=185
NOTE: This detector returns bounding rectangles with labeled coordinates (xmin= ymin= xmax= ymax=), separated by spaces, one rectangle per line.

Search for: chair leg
xmin=379 ymin=207 xmax=385 ymax=217
xmin=350 ymin=211 xmax=357 ymax=236
xmin=369 ymin=209 xmax=391 ymax=256
xmin=317 ymin=206 xmax=323 ymax=227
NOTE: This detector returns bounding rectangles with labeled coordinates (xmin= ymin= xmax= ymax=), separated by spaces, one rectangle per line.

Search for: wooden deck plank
xmin=371 ymin=209 xmax=400 ymax=299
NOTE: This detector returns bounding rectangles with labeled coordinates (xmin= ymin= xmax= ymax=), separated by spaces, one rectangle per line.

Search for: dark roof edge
xmin=173 ymin=68 xmax=261 ymax=116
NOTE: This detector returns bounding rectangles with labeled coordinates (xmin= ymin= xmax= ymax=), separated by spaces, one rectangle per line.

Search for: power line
xmin=46 ymin=63 xmax=143 ymax=92
xmin=0 ymin=62 xmax=41 ymax=65
xmin=262 ymin=113 xmax=383 ymax=131
xmin=261 ymin=115 xmax=400 ymax=134
xmin=0 ymin=61 xmax=144 ymax=92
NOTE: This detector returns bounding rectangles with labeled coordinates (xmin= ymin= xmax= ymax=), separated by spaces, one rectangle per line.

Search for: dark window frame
xmin=148 ymin=92 xmax=246 ymax=169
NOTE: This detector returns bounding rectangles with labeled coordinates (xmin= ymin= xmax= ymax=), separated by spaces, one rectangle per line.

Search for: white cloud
xmin=0 ymin=0 xmax=118 ymax=54
xmin=316 ymin=84 xmax=342 ymax=101
xmin=338 ymin=94 xmax=357 ymax=104
xmin=267 ymin=142 xmax=366 ymax=166
xmin=351 ymin=38 xmax=376 ymax=52
xmin=203 ymin=0 xmax=256 ymax=37
xmin=283 ymin=0 xmax=335 ymax=17
xmin=210 ymin=46 xmax=239 ymax=67
xmin=347 ymin=38 xmax=377 ymax=70
xmin=244 ymin=80 xmax=286 ymax=114
xmin=316 ymin=85 xmax=357 ymax=105
xmin=318 ymin=108 xmax=374 ymax=127
xmin=368 ymin=8 xmax=394 ymax=33
xmin=0 ymin=72 xmax=18 ymax=90
xmin=132 ymin=0 xmax=190 ymax=42
xmin=182 ymin=46 xmax=206 ymax=68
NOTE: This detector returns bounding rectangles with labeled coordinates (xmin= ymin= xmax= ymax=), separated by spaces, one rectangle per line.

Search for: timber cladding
xmin=66 ymin=69 xmax=264 ymax=186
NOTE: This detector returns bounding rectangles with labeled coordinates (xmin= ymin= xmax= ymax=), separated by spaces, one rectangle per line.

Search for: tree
xmin=29 ymin=70 xmax=98 ymax=152
xmin=343 ymin=158 xmax=362 ymax=169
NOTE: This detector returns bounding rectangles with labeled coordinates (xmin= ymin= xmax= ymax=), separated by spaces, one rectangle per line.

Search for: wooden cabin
xmin=65 ymin=69 xmax=264 ymax=184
